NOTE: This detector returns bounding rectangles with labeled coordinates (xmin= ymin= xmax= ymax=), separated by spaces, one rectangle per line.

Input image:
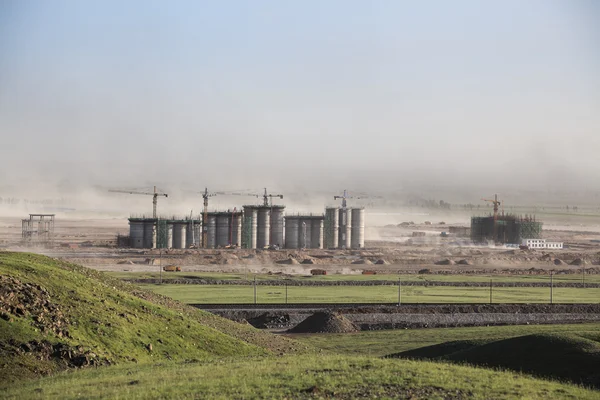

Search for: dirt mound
xmin=287 ymin=311 xmax=359 ymax=333
xmin=301 ymin=258 xmax=315 ymax=265
xmin=435 ymin=259 xmax=455 ymax=265
xmin=117 ymin=260 xmax=135 ymax=265
xmin=570 ymin=258 xmax=587 ymax=266
xmin=554 ymin=259 xmax=566 ymax=266
xmin=457 ymin=259 xmax=472 ymax=265
xmin=374 ymin=259 xmax=388 ymax=265
xmin=277 ymin=258 xmax=300 ymax=265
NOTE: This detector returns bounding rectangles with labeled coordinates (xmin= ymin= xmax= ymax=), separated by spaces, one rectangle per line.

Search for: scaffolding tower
xmin=22 ymin=214 xmax=55 ymax=246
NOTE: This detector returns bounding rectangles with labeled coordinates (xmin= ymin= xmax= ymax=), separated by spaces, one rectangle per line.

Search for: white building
xmin=522 ymin=239 xmax=563 ymax=249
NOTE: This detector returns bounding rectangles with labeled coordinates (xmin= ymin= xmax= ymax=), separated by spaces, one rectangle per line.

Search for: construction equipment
xmin=261 ymin=188 xmax=283 ymax=207
xmin=163 ymin=265 xmax=181 ymax=272
xmin=333 ymin=189 xmax=376 ymax=209
xmin=481 ymin=194 xmax=501 ymax=220
xmin=334 ymin=189 xmax=353 ymax=209
xmin=481 ymin=194 xmax=502 ymax=242
xmin=109 ymin=186 xmax=168 ymax=218
xmin=200 ymin=188 xmax=216 ymax=249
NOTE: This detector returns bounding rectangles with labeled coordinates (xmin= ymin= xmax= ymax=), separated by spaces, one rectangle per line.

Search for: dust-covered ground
xmin=2 ymin=211 xmax=600 ymax=277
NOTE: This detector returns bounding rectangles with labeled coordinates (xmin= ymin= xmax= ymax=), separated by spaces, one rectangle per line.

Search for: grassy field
xmin=108 ymin=270 xmax=600 ymax=284
xmin=292 ymin=322 xmax=600 ymax=356
xmin=138 ymin=283 xmax=600 ymax=304
xmin=4 ymin=354 xmax=599 ymax=400
xmin=3 ymin=251 xmax=600 ymax=399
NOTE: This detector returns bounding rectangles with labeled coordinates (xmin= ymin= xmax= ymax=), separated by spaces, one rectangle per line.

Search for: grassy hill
xmin=390 ymin=333 xmax=600 ymax=389
xmin=0 ymin=252 xmax=309 ymax=383
xmin=4 ymin=354 xmax=599 ymax=399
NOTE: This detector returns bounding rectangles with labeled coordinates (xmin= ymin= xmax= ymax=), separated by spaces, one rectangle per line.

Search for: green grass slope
xmin=0 ymin=252 xmax=309 ymax=383
xmin=391 ymin=333 xmax=600 ymax=389
xmin=390 ymin=339 xmax=491 ymax=360
xmin=293 ymin=322 xmax=600 ymax=356
xmin=4 ymin=355 xmax=599 ymax=399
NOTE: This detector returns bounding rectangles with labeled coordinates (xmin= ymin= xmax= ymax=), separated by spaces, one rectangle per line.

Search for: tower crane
xmin=334 ymin=189 xmax=353 ymax=209
xmin=261 ymin=188 xmax=283 ymax=207
xmin=198 ymin=188 xmax=219 ymax=249
xmin=108 ymin=186 xmax=168 ymax=218
xmin=333 ymin=189 xmax=374 ymax=209
xmin=481 ymin=194 xmax=502 ymax=242
xmin=481 ymin=194 xmax=501 ymax=221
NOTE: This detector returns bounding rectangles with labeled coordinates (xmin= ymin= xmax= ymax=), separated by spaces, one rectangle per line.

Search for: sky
xmin=0 ymin=0 xmax=598 ymax=202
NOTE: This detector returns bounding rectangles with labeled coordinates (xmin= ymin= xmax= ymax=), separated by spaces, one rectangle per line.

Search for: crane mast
xmin=481 ymin=194 xmax=502 ymax=242
xmin=334 ymin=189 xmax=353 ymax=209
xmin=262 ymin=188 xmax=283 ymax=207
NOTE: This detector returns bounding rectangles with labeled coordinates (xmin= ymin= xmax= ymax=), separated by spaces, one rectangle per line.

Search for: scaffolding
xmin=241 ymin=212 xmax=253 ymax=249
xmin=156 ymin=219 xmax=168 ymax=249
xmin=22 ymin=214 xmax=55 ymax=246
xmin=324 ymin=211 xmax=334 ymax=249
xmin=471 ymin=214 xmax=542 ymax=244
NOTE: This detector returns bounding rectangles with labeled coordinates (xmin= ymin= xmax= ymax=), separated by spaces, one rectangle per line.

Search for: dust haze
xmin=1 ymin=1 xmax=599 ymax=218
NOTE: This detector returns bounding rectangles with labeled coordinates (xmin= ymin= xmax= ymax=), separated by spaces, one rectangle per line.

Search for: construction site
xmin=117 ymin=187 xmax=366 ymax=250
xmin=469 ymin=194 xmax=543 ymax=245
xmin=4 ymin=190 xmax=598 ymax=278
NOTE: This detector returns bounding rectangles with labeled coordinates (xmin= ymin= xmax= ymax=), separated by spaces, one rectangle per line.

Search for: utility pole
xmin=397 ymin=278 xmax=401 ymax=306
xmin=159 ymin=249 xmax=162 ymax=285
xmin=254 ymin=276 xmax=257 ymax=304
xmin=550 ymin=270 xmax=554 ymax=304
xmin=489 ymin=278 xmax=492 ymax=304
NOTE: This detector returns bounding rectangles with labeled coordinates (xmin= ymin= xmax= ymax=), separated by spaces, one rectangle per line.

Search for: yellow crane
xmin=481 ymin=194 xmax=502 ymax=221
xmin=109 ymin=186 xmax=168 ymax=218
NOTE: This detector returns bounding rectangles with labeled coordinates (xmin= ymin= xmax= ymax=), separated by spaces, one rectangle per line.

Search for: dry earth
xmin=2 ymin=215 xmax=600 ymax=276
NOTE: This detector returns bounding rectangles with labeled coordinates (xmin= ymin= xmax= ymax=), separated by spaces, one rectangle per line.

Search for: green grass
xmin=4 ymin=354 xmax=599 ymax=399
xmin=3 ymin=251 xmax=599 ymax=399
xmin=292 ymin=322 xmax=600 ymax=357
xmin=390 ymin=333 xmax=600 ymax=389
xmin=138 ymin=283 xmax=600 ymax=304
xmin=0 ymin=252 xmax=309 ymax=383
xmin=107 ymin=270 xmax=600 ymax=284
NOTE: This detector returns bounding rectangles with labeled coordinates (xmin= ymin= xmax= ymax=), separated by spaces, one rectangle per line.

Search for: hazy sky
xmin=1 ymin=0 xmax=598 ymax=196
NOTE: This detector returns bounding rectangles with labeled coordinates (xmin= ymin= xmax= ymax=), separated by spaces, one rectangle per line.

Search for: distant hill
xmin=389 ymin=333 xmax=600 ymax=389
xmin=0 ymin=252 xmax=309 ymax=383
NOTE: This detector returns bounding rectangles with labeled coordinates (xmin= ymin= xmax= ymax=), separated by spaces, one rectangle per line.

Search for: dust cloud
xmin=1 ymin=1 xmax=598 ymax=218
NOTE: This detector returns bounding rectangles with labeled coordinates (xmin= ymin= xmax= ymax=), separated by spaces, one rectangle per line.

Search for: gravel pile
xmin=0 ymin=276 xmax=69 ymax=338
xmin=288 ymin=311 xmax=359 ymax=333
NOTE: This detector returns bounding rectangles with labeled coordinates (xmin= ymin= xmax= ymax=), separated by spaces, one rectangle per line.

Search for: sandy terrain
xmin=2 ymin=213 xmax=600 ymax=276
